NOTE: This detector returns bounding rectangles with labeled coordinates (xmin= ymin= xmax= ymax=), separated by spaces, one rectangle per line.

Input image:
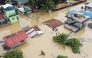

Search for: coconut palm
xmin=53 ymin=33 xmax=68 ymax=49
xmin=53 ymin=33 xmax=68 ymax=44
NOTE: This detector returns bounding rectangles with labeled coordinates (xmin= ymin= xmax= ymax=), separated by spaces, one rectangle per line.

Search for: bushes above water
xmin=53 ymin=33 xmax=82 ymax=53
xmin=3 ymin=50 xmax=23 ymax=58
xmin=53 ymin=33 xmax=68 ymax=44
xmin=56 ymin=55 xmax=68 ymax=58
xmin=65 ymin=38 xmax=82 ymax=53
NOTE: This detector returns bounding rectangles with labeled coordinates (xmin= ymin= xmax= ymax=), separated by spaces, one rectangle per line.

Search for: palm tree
xmin=53 ymin=33 xmax=68 ymax=44
xmin=53 ymin=33 xmax=68 ymax=49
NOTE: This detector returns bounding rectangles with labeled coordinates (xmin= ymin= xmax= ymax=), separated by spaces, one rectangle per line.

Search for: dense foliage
xmin=3 ymin=50 xmax=23 ymax=58
xmin=65 ymin=38 xmax=82 ymax=53
xmin=28 ymin=0 xmax=67 ymax=10
xmin=27 ymin=0 xmax=37 ymax=7
xmin=56 ymin=55 xmax=68 ymax=58
xmin=41 ymin=0 xmax=56 ymax=10
xmin=53 ymin=0 xmax=66 ymax=4
xmin=53 ymin=33 xmax=82 ymax=53
xmin=53 ymin=33 xmax=68 ymax=44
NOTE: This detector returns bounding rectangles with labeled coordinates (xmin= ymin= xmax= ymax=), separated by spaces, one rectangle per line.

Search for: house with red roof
xmin=1 ymin=30 xmax=28 ymax=50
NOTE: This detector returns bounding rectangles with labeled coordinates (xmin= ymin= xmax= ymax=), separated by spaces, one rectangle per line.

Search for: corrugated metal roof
xmin=45 ymin=19 xmax=63 ymax=28
xmin=3 ymin=30 xmax=28 ymax=47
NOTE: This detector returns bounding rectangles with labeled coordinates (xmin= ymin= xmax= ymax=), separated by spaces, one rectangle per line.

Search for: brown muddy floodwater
xmin=0 ymin=1 xmax=92 ymax=58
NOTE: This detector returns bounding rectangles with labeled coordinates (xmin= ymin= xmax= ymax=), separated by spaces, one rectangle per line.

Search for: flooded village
xmin=0 ymin=0 xmax=92 ymax=58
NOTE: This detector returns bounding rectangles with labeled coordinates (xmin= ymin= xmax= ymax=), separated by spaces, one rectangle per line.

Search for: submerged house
xmin=1 ymin=30 xmax=28 ymax=50
xmin=64 ymin=12 xmax=89 ymax=32
xmin=1 ymin=4 xmax=18 ymax=24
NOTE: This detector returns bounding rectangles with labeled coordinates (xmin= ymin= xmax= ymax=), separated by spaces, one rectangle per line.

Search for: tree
xmin=53 ymin=0 xmax=66 ymax=4
xmin=53 ymin=0 xmax=60 ymax=4
xmin=53 ymin=33 xmax=68 ymax=44
xmin=27 ymin=0 xmax=37 ymax=7
xmin=56 ymin=55 xmax=68 ymax=58
xmin=41 ymin=0 xmax=56 ymax=11
xmin=53 ymin=33 xmax=82 ymax=53
xmin=65 ymin=38 xmax=82 ymax=53
xmin=3 ymin=50 xmax=23 ymax=58
xmin=53 ymin=33 xmax=68 ymax=49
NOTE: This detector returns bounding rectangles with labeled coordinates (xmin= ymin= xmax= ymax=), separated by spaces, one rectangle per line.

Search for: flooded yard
xmin=0 ymin=0 xmax=92 ymax=58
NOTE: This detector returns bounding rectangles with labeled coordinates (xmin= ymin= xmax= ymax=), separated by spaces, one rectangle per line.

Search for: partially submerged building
xmin=64 ymin=12 xmax=89 ymax=32
xmin=1 ymin=30 xmax=28 ymax=51
xmin=1 ymin=4 xmax=18 ymax=24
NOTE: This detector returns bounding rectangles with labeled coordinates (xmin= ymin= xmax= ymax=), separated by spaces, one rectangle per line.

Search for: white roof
xmin=1 ymin=4 xmax=13 ymax=9
xmin=85 ymin=3 xmax=92 ymax=7
xmin=26 ymin=28 xmax=38 ymax=38
xmin=26 ymin=27 xmax=44 ymax=38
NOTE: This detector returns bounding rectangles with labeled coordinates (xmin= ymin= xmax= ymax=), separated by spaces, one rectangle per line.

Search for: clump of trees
xmin=3 ymin=50 xmax=23 ymax=58
xmin=53 ymin=33 xmax=68 ymax=48
xmin=53 ymin=33 xmax=82 ymax=53
xmin=41 ymin=0 xmax=56 ymax=11
xmin=65 ymin=38 xmax=82 ymax=53
xmin=27 ymin=0 xmax=67 ymax=10
xmin=53 ymin=33 xmax=68 ymax=44
xmin=53 ymin=0 xmax=66 ymax=4
xmin=56 ymin=55 xmax=68 ymax=58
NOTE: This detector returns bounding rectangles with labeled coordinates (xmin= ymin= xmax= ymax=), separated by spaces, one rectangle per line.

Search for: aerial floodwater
xmin=0 ymin=0 xmax=92 ymax=58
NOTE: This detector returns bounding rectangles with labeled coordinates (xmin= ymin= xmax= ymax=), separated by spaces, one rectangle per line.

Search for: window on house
xmin=21 ymin=40 xmax=24 ymax=43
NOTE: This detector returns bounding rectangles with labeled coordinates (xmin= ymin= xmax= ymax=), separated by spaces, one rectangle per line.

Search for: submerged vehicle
xmin=18 ymin=6 xmax=32 ymax=15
